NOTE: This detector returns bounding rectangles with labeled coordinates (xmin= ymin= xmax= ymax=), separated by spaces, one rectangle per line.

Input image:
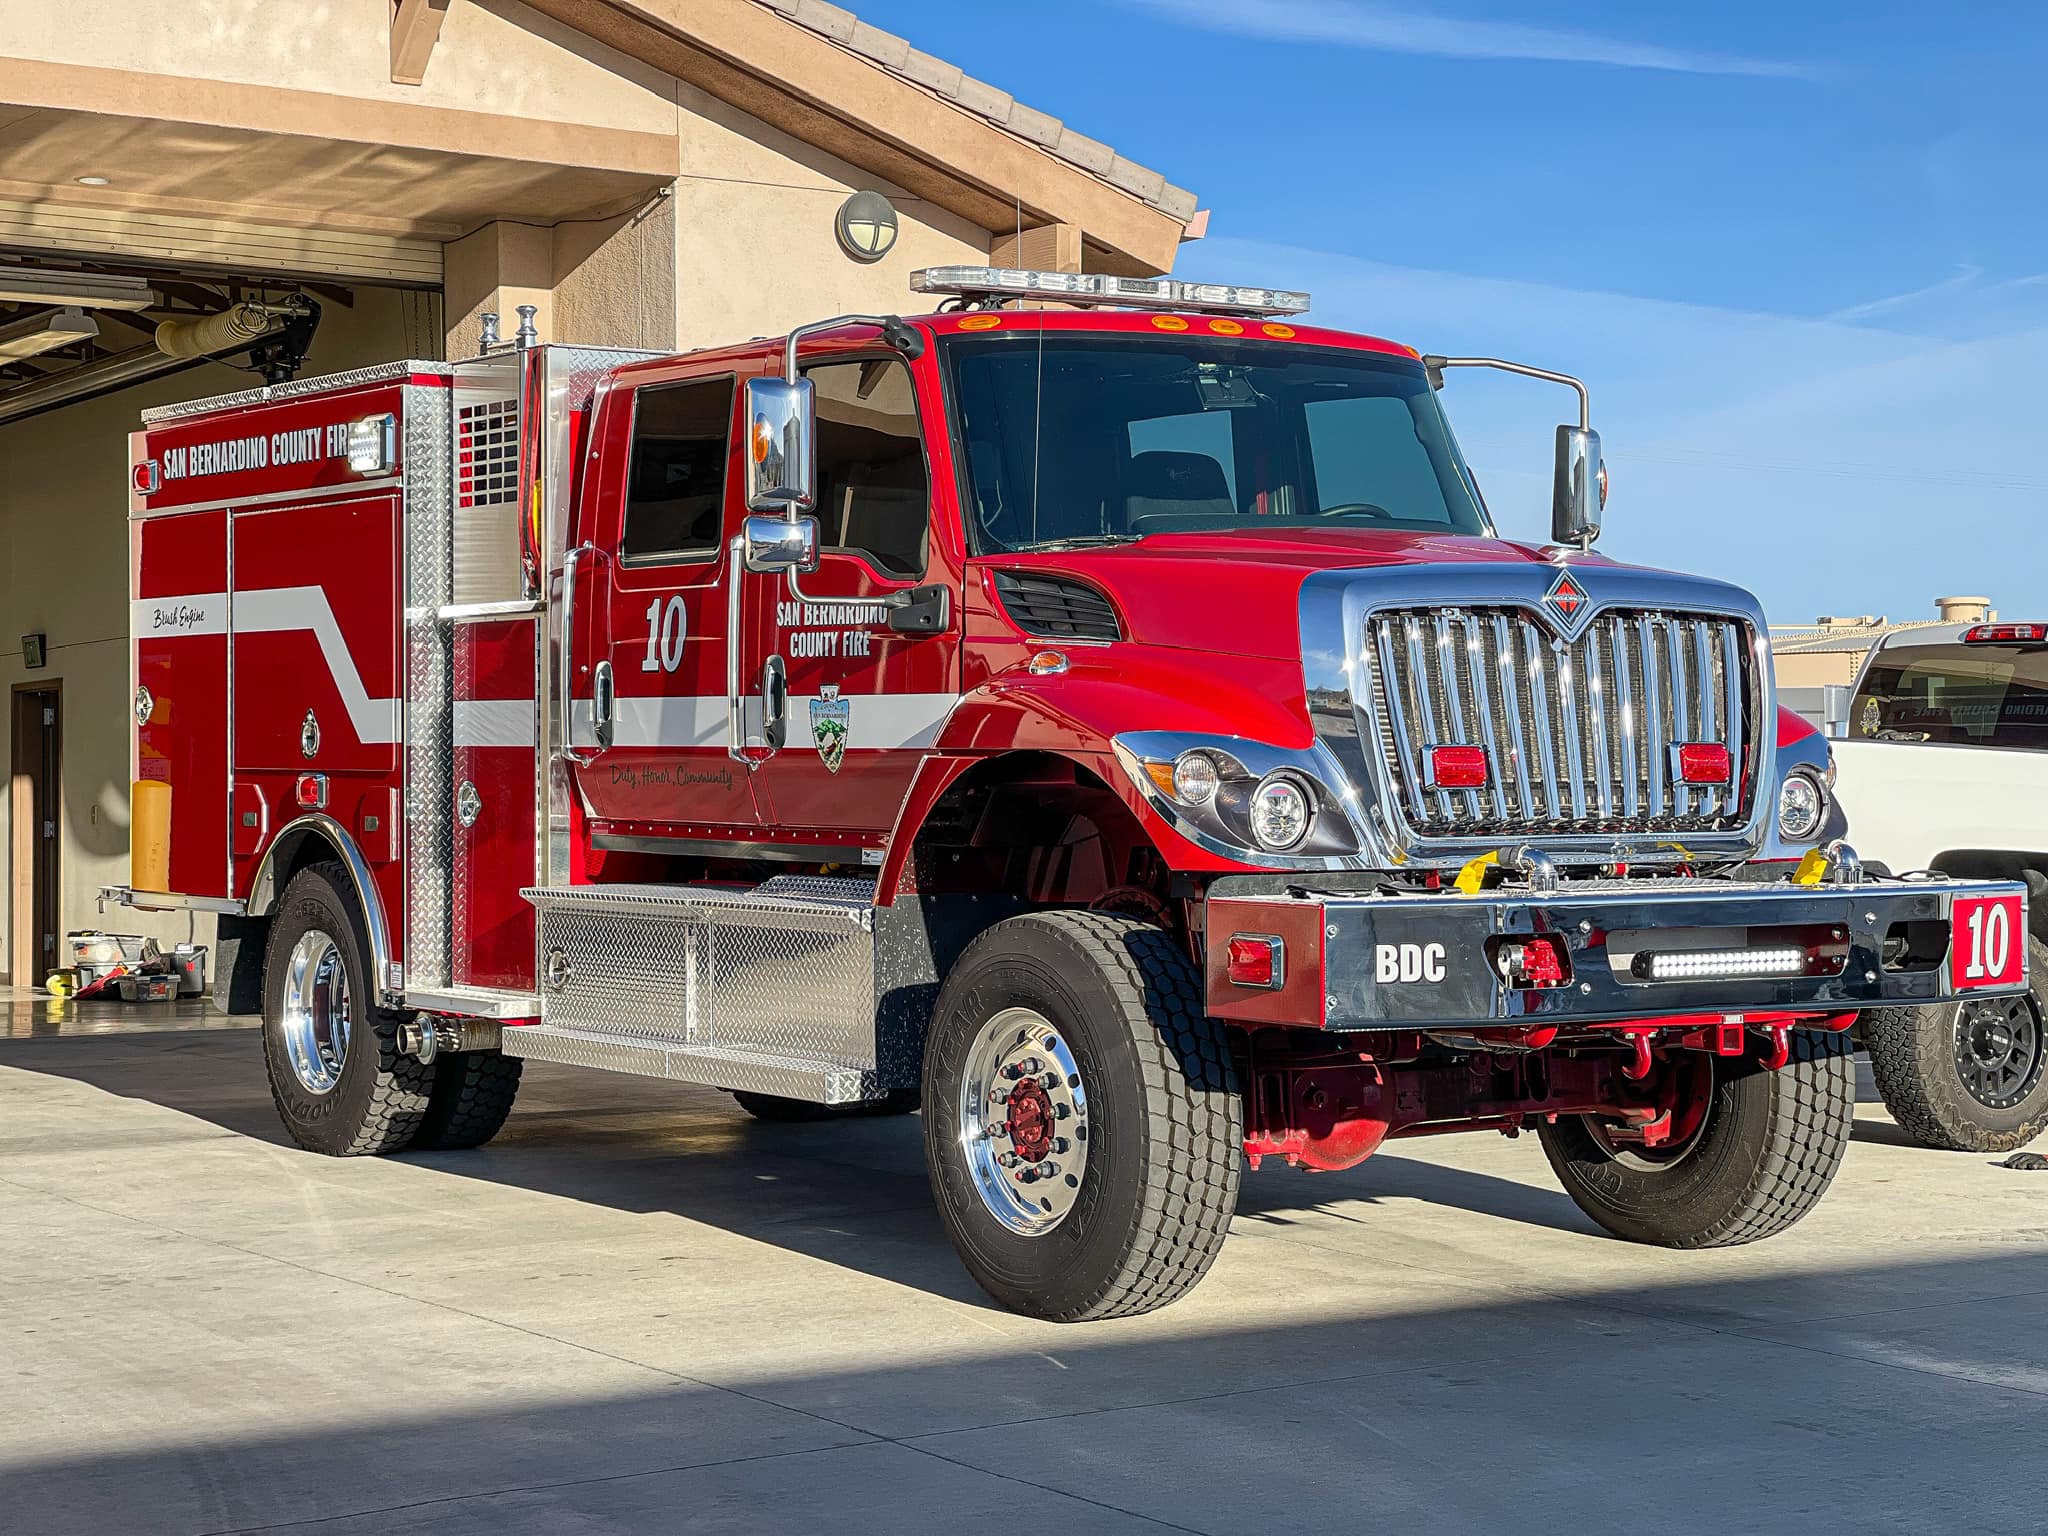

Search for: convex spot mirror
xmin=745 ymin=376 xmax=816 ymax=512
xmin=1552 ymin=425 xmax=1605 ymax=548
xmin=742 ymin=514 xmax=820 ymax=574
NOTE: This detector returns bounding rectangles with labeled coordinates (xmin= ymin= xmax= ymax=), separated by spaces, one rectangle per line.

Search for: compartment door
xmin=452 ymin=615 xmax=539 ymax=990
xmin=131 ymin=508 xmax=230 ymax=896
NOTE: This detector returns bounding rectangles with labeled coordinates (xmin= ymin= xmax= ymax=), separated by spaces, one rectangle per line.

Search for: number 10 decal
xmin=642 ymin=595 xmax=686 ymax=672
xmin=1953 ymin=894 xmax=2025 ymax=990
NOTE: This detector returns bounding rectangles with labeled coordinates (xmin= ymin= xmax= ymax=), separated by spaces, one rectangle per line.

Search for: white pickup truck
xmin=1834 ymin=621 xmax=2048 ymax=1151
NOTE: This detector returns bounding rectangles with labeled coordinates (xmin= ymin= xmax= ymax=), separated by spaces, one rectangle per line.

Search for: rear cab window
xmin=620 ymin=374 xmax=736 ymax=566
xmin=1853 ymin=642 xmax=2048 ymax=748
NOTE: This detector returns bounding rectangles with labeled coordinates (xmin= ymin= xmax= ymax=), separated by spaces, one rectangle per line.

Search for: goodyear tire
xmin=411 ymin=1052 xmax=524 ymax=1151
xmin=1538 ymin=1028 xmax=1854 ymax=1247
xmin=730 ymin=1089 xmax=919 ymax=1122
xmin=1864 ymin=935 xmax=2048 ymax=1153
xmin=260 ymin=862 xmax=432 ymax=1157
xmin=922 ymin=911 xmax=1241 ymax=1321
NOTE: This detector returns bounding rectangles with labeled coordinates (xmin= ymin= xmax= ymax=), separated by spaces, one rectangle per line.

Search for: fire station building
xmin=0 ymin=0 xmax=1200 ymax=984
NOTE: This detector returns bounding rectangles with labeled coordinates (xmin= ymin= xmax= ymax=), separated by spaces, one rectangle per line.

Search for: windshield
xmin=943 ymin=334 xmax=1490 ymax=554
xmin=1853 ymin=643 xmax=2048 ymax=748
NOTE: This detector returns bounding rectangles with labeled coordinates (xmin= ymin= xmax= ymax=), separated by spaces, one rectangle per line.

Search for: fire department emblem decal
xmin=1539 ymin=568 xmax=1594 ymax=639
xmin=810 ymin=686 xmax=850 ymax=773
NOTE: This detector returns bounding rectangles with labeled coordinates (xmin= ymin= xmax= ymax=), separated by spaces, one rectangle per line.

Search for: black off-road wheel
xmin=1538 ymin=1028 xmax=1855 ymax=1247
xmin=921 ymin=910 xmax=1241 ymax=1322
xmin=260 ymin=862 xmax=433 ymax=1157
xmin=730 ymin=1089 xmax=919 ymax=1122
xmin=1864 ymin=935 xmax=2048 ymax=1153
xmin=411 ymin=1052 xmax=524 ymax=1151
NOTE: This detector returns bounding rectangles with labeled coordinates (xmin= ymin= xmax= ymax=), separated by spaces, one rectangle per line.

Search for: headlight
xmin=1777 ymin=772 xmax=1824 ymax=841
xmin=1249 ymin=773 xmax=1312 ymax=851
xmin=1172 ymin=751 xmax=1220 ymax=806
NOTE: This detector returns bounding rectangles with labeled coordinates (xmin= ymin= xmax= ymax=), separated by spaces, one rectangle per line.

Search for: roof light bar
xmin=911 ymin=266 xmax=1310 ymax=318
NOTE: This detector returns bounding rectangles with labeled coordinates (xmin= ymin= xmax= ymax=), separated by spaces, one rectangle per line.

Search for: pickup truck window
xmin=944 ymin=335 xmax=1487 ymax=552
xmin=802 ymin=357 xmax=928 ymax=578
xmin=1854 ymin=643 xmax=2048 ymax=748
xmin=620 ymin=374 xmax=735 ymax=565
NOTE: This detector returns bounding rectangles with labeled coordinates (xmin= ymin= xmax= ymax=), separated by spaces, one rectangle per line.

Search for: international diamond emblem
xmin=810 ymin=685 xmax=850 ymax=774
xmin=1539 ymin=568 xmax=1593 ymax=638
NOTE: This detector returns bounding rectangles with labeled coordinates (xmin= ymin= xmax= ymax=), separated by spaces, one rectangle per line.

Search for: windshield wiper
xmin=1026 ymin=533 xmax=1149 ymax=551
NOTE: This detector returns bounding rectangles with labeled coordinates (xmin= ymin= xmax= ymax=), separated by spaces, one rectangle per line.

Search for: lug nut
xmin=1052 ymin=1137 xmax=1071 ymax=1155
xmin=1035 ymin=1161 xmax=1058 ymax=1179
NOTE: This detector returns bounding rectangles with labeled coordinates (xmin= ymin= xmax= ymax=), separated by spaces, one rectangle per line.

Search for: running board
xmin=519 ymin=876 xmax=911 ymax=1104
xmin=499 ymin=1026 xmax=881 ymax=1103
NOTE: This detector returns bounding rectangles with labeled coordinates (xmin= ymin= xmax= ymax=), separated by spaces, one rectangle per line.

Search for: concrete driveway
xmin=4 ymin=995 xmax=2047 ymax=1535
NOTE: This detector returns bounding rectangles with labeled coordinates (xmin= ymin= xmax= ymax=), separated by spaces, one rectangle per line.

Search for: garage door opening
xmin=9 ymin=683 xmax=60 ymax=986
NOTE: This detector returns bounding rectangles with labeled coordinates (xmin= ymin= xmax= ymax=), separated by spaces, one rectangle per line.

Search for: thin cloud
xmin=1829 ymin=265 xmax=1982 ymax=323
xmin=1128 ymin=0 xmax=1812 ymax=79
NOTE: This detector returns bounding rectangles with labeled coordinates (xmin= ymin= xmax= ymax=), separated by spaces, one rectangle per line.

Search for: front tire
xmin=922 ymin=911 xmax=1241 ymax=1322
xmin=1864 ymin=936 xmax=2048 ymax=1153
xmin=1538 ymin=1028 xmax=1854 ymax=1247
xmin=260 ymin=862 xmax=433 ymax=1157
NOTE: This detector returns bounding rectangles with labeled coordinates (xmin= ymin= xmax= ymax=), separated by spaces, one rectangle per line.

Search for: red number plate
xmin=1951 ymin=894 xmax=2026 ymax=990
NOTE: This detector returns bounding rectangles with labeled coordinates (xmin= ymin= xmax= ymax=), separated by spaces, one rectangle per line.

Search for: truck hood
xmin=990 ymin=529 xmax=1631 ymax=660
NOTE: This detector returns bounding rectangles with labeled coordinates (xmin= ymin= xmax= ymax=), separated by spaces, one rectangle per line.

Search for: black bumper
xmin=1205 ymin=875 xmax=2029 ymax=1031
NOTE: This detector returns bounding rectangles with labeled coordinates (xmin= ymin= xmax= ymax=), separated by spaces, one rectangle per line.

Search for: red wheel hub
xmin=1005 ymin=1078 xmax=1055 ymax=1163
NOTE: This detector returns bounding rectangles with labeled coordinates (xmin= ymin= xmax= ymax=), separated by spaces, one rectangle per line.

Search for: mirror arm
xmin=775 ymin=311 xmax=923 ymax=611
xmin=1420 ymin=355 xmax=1590 ymax=430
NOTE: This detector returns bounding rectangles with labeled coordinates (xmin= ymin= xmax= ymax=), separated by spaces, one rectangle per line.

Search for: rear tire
xmin=730 ymin=1089 xmax=918 ymax=1122
xmin=1864 ymin=936 xmax=2048 ymax=1152
xmin=1538 ymin=1028 xmax=1854 ymax=1247
xmin=922 ymin=910 xmax=1241 ymax=1321
xmin=260 ymin=862 xmax=432 ymax=1157
xmin=411 ymin=1052 xmax=523 ymax=1151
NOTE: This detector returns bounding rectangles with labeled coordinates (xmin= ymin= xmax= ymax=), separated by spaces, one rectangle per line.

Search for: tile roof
xmin=753 ymin=0 xmax=1201 ymax=224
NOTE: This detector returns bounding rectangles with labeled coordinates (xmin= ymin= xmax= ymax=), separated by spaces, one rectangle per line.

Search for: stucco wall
xmin=671 ymin=84 xmax=991 ymax=351
xmin=0 ymin=290 xmax=431 ymax=981
xmin=0 ymin=0 xmax=680 ymax=137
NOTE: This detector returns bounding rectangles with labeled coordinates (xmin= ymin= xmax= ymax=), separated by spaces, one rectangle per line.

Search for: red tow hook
xmin=1758 ymin=1024 xmax=1791 ymax=1071
xmin=1621 ymin=1029 xmax=1654 ymax=1081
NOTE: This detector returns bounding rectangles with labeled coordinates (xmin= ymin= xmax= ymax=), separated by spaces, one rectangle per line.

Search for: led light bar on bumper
xmin=1633 ymin=946 xmax=1807 ymax=981
xmin=913 ymin=267 xmax=1311 ymax=318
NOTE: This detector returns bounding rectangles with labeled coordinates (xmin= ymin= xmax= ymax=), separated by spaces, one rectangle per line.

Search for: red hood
xmin=985 ymin=529 xmax=1613 ymax=660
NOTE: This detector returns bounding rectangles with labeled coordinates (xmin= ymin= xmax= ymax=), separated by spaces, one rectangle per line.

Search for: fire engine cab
xmin=114 ymin=270 xmax=2030 ymax=1321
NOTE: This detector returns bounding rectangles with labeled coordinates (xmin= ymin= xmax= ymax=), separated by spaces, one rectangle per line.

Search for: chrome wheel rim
xmin=959 ymin=1007 xmax=1090 ymax=1236
xmin=281 ymin=929 xmax=352 ymax=1095
xmin=1954 ymin=995 xmax=2045 ymax=1111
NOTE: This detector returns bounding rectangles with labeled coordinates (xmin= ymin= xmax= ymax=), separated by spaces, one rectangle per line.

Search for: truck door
xmin=562 ymin=368 xmax=769 ymax=849
xmin=740 ymin=347 xmax=960 ymax=852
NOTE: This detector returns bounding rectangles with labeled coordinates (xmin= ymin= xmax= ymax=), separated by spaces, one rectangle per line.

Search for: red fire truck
xmin=114 ymin=269 xmax=2028 ymax=1321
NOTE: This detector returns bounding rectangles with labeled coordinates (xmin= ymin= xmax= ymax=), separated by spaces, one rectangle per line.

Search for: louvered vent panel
xmin=991 ymin=571 xmax=1122 ymax=641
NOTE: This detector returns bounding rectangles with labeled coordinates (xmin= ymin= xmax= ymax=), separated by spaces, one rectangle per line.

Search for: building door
xmin=9 ymin=684 xmax=61 ymax=985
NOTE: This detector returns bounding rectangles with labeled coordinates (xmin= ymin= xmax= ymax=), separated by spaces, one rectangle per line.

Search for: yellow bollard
xmin=131 ymin=778 xmax=171 ymax=892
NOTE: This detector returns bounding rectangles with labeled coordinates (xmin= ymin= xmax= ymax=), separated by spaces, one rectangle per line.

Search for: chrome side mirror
xmin=742 ymin=514 xmax=819 ymax=573
xmin=744 ymin=376 xmax=816 ymax=512
xmin=1552 ymin=425 xmax=1604 ymax=549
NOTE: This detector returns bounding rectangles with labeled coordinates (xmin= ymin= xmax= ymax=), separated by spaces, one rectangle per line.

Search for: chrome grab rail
xmin=727 ymin=534 xmax=755 ymax=767
xmin=557 ymin=542 xmax=597 ymax=766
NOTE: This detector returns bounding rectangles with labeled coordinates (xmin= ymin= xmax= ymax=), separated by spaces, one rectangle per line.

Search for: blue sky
xmin=854 ymin=0 xmax=2047 ymax=627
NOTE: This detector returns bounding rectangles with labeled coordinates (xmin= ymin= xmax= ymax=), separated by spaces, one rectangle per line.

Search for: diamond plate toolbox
xmin=525 ymin=878 xmax=881 ymax=1072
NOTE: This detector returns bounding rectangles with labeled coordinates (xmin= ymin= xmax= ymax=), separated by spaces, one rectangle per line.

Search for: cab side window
xmin=620 ymin=375 xmax=735 ymax=564
xmin=802 ymin=358 xmax=929 ymax=578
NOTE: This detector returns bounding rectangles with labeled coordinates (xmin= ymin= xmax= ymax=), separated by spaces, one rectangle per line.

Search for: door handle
xmin=760 ymin=654 xmax=787 ymax=752
xmin=592 ymin=660 xmax=615 ymax=750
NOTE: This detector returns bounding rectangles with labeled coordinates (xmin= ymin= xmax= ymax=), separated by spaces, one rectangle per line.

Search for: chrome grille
xmin=1364 ymin=607 xmax=1755 ymax=838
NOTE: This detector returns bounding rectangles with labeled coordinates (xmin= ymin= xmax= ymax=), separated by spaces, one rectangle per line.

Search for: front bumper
xmin=1204 ymin=872 xmax=2029 ymax=1031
